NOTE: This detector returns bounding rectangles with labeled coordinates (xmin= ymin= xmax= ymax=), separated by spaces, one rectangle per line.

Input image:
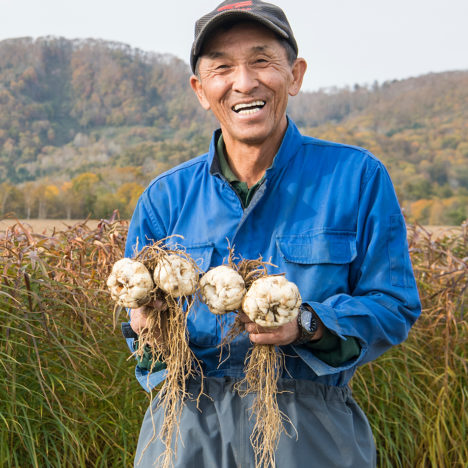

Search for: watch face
xmin=301 ymin=309 xmax=313 ymax=330
xmin=294 ymin=306 xmax=319 ymax=345
xmin=300 ymin=306 xmax=318 ymax=336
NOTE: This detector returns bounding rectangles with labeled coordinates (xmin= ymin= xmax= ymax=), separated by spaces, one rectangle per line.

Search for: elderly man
xmin=123 ymin=1 xmax=421 ymax=466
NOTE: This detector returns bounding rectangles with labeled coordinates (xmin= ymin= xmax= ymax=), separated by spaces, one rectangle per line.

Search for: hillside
xmin=0 ymin=37 xmax=467 ymax=223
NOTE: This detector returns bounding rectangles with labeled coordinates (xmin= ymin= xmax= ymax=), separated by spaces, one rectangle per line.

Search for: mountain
xmin=0 ymin=37 xmax=467 ymax=223
xmin=0 ymin=37 xmax=216 ymax=182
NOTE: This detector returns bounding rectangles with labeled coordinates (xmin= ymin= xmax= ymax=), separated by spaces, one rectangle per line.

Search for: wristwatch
xmin=294 ymin=304 xmax=319 ymax=345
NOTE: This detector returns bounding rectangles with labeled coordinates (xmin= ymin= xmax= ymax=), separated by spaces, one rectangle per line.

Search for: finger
xmin=149 ymin=298 xmax=168 ymax=312
xmin=130 ymin=318 xmax=146 ymax=334
xmin=249 ymin=322 xmax=299 ymax=346
xmin=130 ymin=307 xmax=149 ymax=334
xmin=244 ymin=323 xmax=267 ymax=334
xmin=249 ymin=332 xmax=279 ymax=345
xmin=131 ymin=305 xmax=147 ymax=316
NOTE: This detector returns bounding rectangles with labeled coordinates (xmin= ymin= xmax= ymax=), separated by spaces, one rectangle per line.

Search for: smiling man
xmin=124 ymin=1 xmax=421 ymax=467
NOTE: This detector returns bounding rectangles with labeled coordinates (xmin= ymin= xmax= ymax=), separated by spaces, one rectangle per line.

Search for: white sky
xmin=0 ymin=0 xmax=467 ymax=92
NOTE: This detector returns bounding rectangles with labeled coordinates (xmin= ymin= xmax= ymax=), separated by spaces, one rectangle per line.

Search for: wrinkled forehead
xmin=200 ymin=20 xmax=282 ymax=56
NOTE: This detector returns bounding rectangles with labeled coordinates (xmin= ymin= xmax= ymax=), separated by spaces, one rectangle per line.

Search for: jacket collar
xmin=209 ymin=117 xmax=303 ymax=178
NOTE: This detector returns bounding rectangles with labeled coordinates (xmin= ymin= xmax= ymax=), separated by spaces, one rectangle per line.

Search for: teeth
xmin=238 ymin=107 xmax=262 ymax=115
xmin=233 ymin=100 xmax=265 ymax=112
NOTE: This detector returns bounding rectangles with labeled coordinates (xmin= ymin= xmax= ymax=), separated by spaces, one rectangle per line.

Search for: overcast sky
xmin=0 ymin=0 xmax=467 ymax=92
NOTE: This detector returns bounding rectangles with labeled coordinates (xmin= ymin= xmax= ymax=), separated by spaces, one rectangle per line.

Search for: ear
xmin=288 ymin=58 xmax=307 ymax=97
xmin=190 ymin=75 xmax=211 ymax=111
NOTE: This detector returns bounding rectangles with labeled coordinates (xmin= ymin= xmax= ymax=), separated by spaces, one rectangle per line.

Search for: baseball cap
xmin=190 ymin=0 xmax=298 ymax=73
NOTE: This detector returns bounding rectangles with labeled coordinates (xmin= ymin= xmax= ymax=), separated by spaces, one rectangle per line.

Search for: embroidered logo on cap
xmin=217 ymin=1 xmax=253 ymax=12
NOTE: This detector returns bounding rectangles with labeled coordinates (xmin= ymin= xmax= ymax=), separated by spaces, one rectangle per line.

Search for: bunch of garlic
xmin=153 ymin=254 xmax=198 ymax=297
xmin=106 ymin=258 xmax=154 ymax=308
xmin=242 ymin=276 xmax=301 ymax=328
xmin=200 ymin=265 xmax=246 ymax=314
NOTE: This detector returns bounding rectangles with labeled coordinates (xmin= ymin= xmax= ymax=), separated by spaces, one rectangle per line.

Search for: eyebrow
xmin=251 ymin=45 xmax=271 ymax=54
xmin=205 ymin=51 xmax=226 ymax=60
xmin=204 ymin=44 xmax=273 ymax=60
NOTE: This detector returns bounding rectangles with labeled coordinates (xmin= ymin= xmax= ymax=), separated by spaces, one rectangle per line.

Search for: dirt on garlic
xmin=106 ymin=258 xmax=154 ymax=308
xmin=243 ymin=275 xmax=301 ymax=328
xmin=153 ymin=254 xmax=198 ymax=297
xmin=199 ymin=265 xmax=246 ymax=314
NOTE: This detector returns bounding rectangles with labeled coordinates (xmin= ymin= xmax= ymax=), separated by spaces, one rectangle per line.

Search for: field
xmin=0 ymin=219 xmax=466 ymax=467
xmin=0 ymin=219 xmax=461 ymax=238
xmin=0 ymin=219 xmax=102 ymax=234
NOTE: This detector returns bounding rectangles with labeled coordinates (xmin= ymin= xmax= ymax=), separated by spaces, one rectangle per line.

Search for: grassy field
xmin=0 ymin=219 xmax=466 ymax=467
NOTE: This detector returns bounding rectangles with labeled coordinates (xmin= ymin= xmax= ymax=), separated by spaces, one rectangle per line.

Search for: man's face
xmin=190 ymin=22 xmax=306 ymax=148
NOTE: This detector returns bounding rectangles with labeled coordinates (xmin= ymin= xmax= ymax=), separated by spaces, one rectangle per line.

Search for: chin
xmin=230 ymin=126 xmax=275 ymax=145
xmin=236 ymin=133 xmax=270 ymax=146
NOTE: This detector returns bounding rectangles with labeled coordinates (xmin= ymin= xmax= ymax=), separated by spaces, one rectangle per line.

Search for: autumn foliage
xmin=0 ymin=37 xmax=467 ymax=224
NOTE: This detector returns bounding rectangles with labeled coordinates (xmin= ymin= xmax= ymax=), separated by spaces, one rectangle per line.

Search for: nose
xmin=232 ymin=64 xmax=258 ymax=94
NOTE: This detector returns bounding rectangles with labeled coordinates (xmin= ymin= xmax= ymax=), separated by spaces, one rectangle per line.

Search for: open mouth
xmin=232 ymin=100 xmax=266 ymax=115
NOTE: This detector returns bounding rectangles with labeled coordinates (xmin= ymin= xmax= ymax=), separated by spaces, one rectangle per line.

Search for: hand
xmin=129 ymin=306 xmax=148 ymax=335
xmin=238 ymin=312 xmax=301 ymax=346
xmin=129 ymin=298 xmax=167 ymax=335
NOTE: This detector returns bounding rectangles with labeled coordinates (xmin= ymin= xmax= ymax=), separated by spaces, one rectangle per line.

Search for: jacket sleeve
xmin=124 ymin=192 xmax=166 ymax=258
xmin=293 ymin=162 xmax=421 ymax=376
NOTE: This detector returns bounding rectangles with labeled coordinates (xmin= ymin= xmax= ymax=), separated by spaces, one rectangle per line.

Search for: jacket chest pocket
xmin=184 ymin=242 xmax=215 ymax=273
xmin=276 ymin=231 xmax=357 ymax=302
xmin=183 ymin=243 xmax=220 ymax=347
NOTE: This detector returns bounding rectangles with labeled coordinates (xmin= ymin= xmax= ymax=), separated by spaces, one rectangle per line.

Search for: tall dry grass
xmin=0 ymin=218 xmax=466 ymax=467
xmin=352 ymin=224 xmax=467 ymax=467
xmin=0 ymin=217 xmax=148 ymax=467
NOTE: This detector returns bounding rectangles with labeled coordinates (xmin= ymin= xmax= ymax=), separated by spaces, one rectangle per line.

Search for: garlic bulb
xmin=200 ymin=265 xmax=246 ymax=314
xmin=242 ymin=276 xmax=301 ymax=328
xmin=153 ymin=254 xmax=198 ymax=297
xmin=107 ymin=258 xmax=154 ymax=308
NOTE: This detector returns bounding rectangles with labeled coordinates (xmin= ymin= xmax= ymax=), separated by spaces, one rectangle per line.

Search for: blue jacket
xmin=125 ymin=118 xmax=421 ymax=391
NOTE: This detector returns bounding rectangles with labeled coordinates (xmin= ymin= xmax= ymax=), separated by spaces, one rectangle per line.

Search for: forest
xmin=0 ymin=37 xmax=467 ymax=224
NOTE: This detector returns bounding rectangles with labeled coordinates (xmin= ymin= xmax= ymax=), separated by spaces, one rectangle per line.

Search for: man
xmin=123 ymin=1 xmax=421 ymax=466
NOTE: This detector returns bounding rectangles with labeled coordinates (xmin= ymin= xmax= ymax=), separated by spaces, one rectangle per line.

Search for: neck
xmin=221 ymin=122 xmax=287 ymax=188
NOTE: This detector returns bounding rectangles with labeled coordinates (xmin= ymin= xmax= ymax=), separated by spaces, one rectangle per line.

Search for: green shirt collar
xmin=217 ymin=133 xmax=268 ymax=208
xmin=216 ymin=133 xmax=239 ymax=183
xmin=216 ymin=133 xmax=268 ymax=186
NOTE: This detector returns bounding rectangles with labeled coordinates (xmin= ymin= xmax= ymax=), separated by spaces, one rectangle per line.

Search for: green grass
xmin=0 ymin=220 xmax=466 ymax=467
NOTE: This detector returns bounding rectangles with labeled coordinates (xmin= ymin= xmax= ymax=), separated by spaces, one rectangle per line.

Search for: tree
xmin=71 ymin=172 xmax=100 ymax=217
xmin=115 ymin=182 xmax=144 ymax=218
xmin=0 ymin=182 xmax=23 ymax=216
xmin=60 ymin=181 xmax=78 ymax=219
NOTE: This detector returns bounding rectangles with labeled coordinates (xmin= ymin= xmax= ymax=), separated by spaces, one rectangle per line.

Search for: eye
xmin=253 ymin=58 xmax=269 ymax=67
